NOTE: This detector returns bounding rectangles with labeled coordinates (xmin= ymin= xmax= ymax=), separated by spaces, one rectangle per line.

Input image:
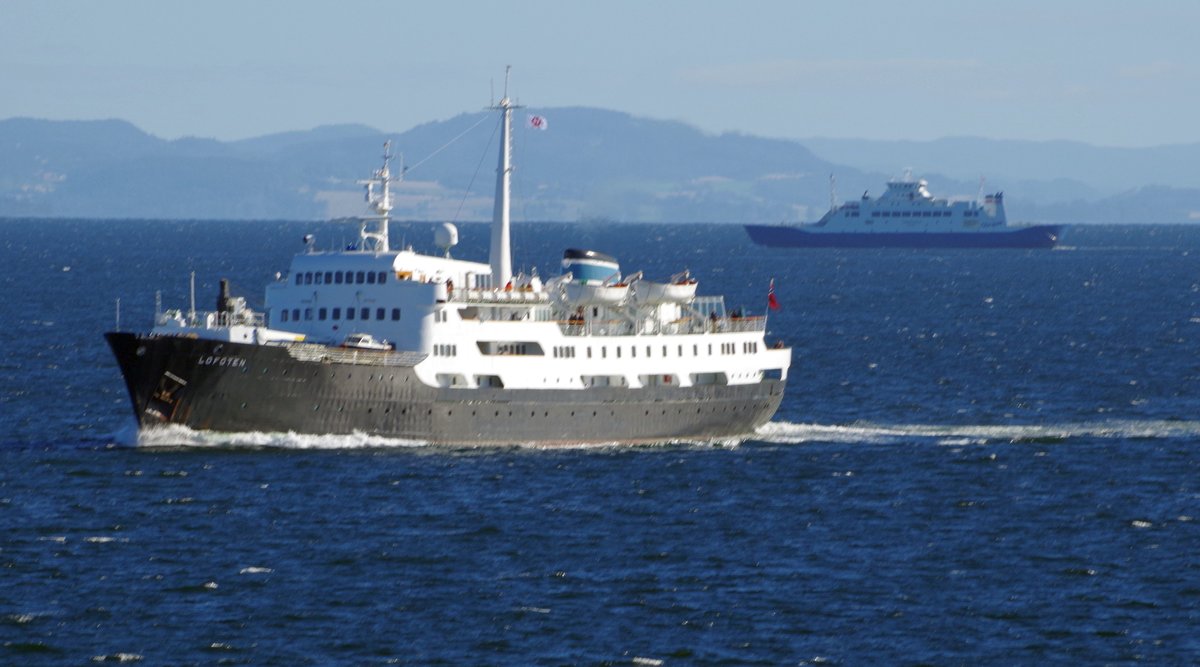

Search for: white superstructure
xmin=150 ymin=72 xmax=791 ymax=398
xmin=811 ymin=175 xmax=1007 ymax=233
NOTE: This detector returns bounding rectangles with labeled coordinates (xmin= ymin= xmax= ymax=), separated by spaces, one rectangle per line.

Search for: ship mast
xmin=489 ymin=66 xmax=520 ymax=288
xmin=358 ymin=140 xmax=399 ymax=254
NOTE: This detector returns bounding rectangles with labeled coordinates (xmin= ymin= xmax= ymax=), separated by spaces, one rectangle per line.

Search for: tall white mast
xmin=489 ymin=66 xmax=518 ymax=288
xmin=358 ymin=141 xmax=398 ymax=254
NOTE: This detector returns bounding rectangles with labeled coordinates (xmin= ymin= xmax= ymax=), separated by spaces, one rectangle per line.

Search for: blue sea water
xmin=1 ymin=219 xmax=1199 ymax=664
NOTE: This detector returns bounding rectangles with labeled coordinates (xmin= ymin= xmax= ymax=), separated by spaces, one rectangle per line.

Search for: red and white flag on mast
xmin=767 ymin=279 xmax=781 ymax=311
xmin=527 ymin=115 xmax=548 ymax=130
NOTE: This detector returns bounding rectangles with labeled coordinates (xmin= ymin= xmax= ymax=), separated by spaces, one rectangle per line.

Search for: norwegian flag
xmin=527 ymin=115 xmax=548 ymax=130
xmin=767 ymin=279 xmax=781 ymax=311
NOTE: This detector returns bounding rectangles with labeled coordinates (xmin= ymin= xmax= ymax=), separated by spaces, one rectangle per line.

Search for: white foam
xmin=134 ymin=423 xmax=430 ymax=450
xmin=755 ymin=419 xmax=1200 ymax=445
xmin=129 ymin=423 xmax=745 ymax=451
xmin=90 ymin=652 xmax=143 ymax=662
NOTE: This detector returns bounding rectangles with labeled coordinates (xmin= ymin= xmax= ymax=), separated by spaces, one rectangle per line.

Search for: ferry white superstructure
xmin=746 ymin=175 xmax=1061 ymax=249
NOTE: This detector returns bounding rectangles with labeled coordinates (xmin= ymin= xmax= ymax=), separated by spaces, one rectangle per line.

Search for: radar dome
xmin=435 ymin=223 xmax=459 ymax=257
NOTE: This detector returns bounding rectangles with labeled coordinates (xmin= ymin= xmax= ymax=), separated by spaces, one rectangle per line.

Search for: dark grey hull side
xmin=105 ymin=333 xmax=786 ymax=446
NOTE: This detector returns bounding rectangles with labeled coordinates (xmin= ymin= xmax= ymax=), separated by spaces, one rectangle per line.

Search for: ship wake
xmin=755 ymin=419 xmax=1200 ymax=446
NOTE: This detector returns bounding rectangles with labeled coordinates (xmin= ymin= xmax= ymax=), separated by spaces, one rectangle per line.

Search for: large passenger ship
xmin=745 ymin=176 xmax=1061 ymax=248
xmin=106 ymin=76 xmax=791 ymax=446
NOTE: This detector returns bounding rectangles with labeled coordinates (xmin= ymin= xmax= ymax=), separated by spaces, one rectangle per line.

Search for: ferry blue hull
xmin=744 ymin=224 xmax=1063 ymax=249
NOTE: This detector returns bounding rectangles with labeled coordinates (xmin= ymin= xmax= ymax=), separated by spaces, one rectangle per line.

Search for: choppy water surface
xmin=1 ymin=220 xmax=1198 ymax=664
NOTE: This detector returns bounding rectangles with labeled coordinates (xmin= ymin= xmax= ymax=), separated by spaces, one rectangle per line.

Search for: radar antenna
xmin=356 ymin=140 xmax=402 ymax=254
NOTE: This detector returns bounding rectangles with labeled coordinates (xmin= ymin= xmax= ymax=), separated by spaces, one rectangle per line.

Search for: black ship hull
xmin=106 ymin=332 xmax=786 ymax=446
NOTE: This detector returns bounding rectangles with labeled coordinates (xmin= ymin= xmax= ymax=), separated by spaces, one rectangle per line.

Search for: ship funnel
xmin=216 ymin=279 xmax=231 ymax=313
xmin=562 ymin=249 xmax=621 ymax=285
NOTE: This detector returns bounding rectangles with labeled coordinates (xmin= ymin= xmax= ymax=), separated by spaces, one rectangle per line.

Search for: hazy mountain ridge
xmin=1 ymin=113 xmax=1197 ymax=223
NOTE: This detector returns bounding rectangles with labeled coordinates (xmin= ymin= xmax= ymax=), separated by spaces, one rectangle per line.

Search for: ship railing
xmin=556 ymin=315 xmax=766 ymax=336
xmin=156 ymin=309 xmax=265 ymax=329
xmin=210 ymin=311 xmax=266 ymax=328
xmin=283 ymin=343 xmax=427 ymax=367
xmin=722 ymin=316 xmax=767 ymax=333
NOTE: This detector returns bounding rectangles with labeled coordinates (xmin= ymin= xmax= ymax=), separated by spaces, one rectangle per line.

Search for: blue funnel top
xmin=562 ymin=248 xmax=620 ymax=284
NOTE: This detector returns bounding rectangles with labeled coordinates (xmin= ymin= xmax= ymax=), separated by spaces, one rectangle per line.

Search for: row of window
xmin=294 ymin=270 xmax=390 ymax=286
xmin=583 ymin=342 xmax=753 ymax=360
xmin=425 ymin=341 xmax=763 ymax=360
xmin=279 ymin=307 xmax=402 ymax=322
xmin=866 ymin=210 xmax=956 ymax=218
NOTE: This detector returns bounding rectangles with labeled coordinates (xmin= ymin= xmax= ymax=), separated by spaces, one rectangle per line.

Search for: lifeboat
xmin=633 ymin=271 xmax=698 ymax=304
xmin=564 ymin=281 xmax=630 ymax=306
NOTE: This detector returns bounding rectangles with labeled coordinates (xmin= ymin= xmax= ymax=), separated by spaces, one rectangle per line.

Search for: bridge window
xmin=391 ymin=308 xmax=401 ymax=320
xmin=304 ymin=308 xmax=313 ymax=321
xmin=294 ymin=273 xmax=301 ymax=286
xmin=318 ymin=308 xmax=327 ymax=321
xmin=356 ymin=271 xmax=365 ymax=284
xmin=367 ymin=272 xmax=376 ymax=285
xmin=332 ymin=308 xmax=341 ymax=319
xmin=346 ymin=307 xmax=355 ymax=320
xmin=281 ymin=310 xmax=289 ymax=322
xmin=360 ymin=307 xmax=369 ymax=320
xmin=335 ymin=271 xmax=344 ymax=284
xmin=292 ymin=308 xmax=300 ymax=321
xmin=378 ymin=272 xmax=388 ymax=284
xmin=376 ymin=308 xmax=385 ymax=320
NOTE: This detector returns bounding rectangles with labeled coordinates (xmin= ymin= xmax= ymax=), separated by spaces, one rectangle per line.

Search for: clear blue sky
xmin=3 ymin=0 xmax=1196 ymax=147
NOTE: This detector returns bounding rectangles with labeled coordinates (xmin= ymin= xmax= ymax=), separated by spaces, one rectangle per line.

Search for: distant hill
xmin=1 ymin=112 xmax=1197 ymax=223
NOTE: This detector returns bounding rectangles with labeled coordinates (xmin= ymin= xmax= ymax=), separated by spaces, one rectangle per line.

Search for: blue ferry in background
xmin=745 ymin=175 xmax=1062 ymax=249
